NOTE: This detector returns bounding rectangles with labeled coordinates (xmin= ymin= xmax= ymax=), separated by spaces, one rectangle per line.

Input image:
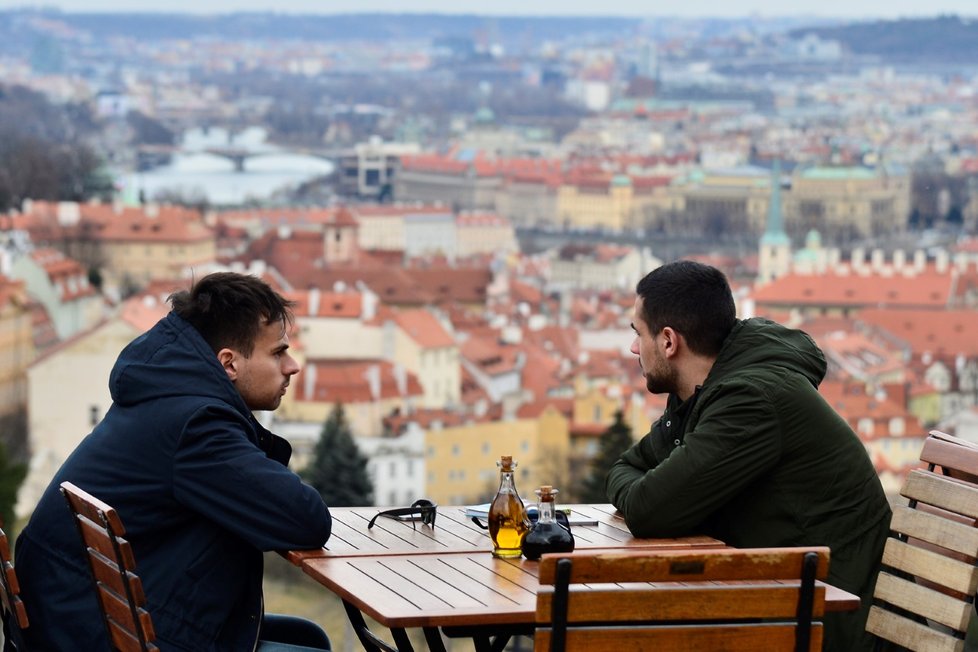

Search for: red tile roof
xmin=753 ymin=268 xmax=953 ymax=309
xmin=391 ymin=309 xmax=454 ymax=348
xmin=857 ymin=308 xmax=978 ymax=359
xmin=294 ymin=359 xmax=423 ymax=403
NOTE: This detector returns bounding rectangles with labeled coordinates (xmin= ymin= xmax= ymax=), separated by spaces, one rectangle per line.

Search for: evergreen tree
xmin=0 ymin=440 xmax=26 ymax=533
xmin=302 ymin=404 xmax=374 ymax=507
xmin=579 ymin=410 xmax=634 ymax=503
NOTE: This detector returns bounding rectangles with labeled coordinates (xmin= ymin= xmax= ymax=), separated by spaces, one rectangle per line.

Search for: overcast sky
xmin=9 ymin=0 xmax=978 ymax=19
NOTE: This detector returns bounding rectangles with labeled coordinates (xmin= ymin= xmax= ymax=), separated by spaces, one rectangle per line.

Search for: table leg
xmin=342 ymin=599 xmax=398 ymax=652
xmin=422 ymin=627 xmax=447 ymax=652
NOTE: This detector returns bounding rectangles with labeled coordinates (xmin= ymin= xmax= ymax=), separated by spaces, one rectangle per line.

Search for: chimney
xmin=893 ymin=249 xmax=906 ymax=270
xmin=303 ymin=362 xmax=317 ymax=400
xmin=277 ymin=225 xmax=292 ymax=240
xmin=366 ymin=364 xmax=381 ymax=401
xmin=935 ymin=250 xmax=949 ymax=273
xmin=851 ymin=247 xmax=865 ymax=269
xmin=870 ymin=248 xmax=884 ymax=270
xmin=914 ymin=249 xmax=926 ymax=272
xmin=393 ymin=363 xmax=406 ymax=395
xmin=308 ymin=287 xmax=321 ymax=316
xmin=56 ymin=201 xmax=80 ymax=226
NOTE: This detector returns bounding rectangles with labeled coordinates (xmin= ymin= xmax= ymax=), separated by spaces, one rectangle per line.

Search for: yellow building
xmin=424 ymin=407 xmax=569 ymax=506
xmin=557 ymin=174 xmax=660 ymax=231
xmin=785 ymin=167 xmax=911 ymax=240
xmin=0 ymin=277 xmax=34 ymax=418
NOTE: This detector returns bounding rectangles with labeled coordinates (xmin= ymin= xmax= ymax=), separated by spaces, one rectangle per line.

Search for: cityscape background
xmin=2 ymin=5 xmax=978 ymax=647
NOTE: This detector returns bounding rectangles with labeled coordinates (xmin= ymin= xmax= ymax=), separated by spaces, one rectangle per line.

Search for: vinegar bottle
xmin=488 ymin=455 xmax=529 ymax=558
xmin=522 ymin=485 xmax=575 ymax=561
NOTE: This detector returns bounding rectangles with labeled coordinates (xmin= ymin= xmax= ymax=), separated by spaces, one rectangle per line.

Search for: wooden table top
xmin=300 ymin=550 xmax=861 ymax=630
xmin=285 ymin=503 xmax=722 ymax=565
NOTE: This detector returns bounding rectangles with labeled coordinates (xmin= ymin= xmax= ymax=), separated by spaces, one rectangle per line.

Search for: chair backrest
xmin=59 ymin=482 xmax=158 ymax=652
xmin=921 ymin=429 xmax=978 ymax=485
xmin=865 ymin=433 xmax=978 ymax=652
xmin=534 ymin=546 xmax=829 ymax=652
xmin=0 ymin=520 xmax=29 ymax=650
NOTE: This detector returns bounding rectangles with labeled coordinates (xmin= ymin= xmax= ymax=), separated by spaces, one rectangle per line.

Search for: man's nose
xmin=284 ymin=354 xmax=300 ymax=376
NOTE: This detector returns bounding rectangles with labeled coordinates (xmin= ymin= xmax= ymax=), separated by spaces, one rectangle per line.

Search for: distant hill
xmin=3 ymin=11 xmax=639 ymax=47
xmin=790 ymin=15 xmax=978 ymax=62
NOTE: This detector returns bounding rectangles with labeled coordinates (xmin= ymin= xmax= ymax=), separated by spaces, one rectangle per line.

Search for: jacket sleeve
xmin=172 ymin=404 xmax=332 ymax=551
xmin=607 ymin=381 xmax=783 ymax=538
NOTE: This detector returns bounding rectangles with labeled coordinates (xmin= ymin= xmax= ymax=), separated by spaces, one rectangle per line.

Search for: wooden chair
xmin=59 ymin=482 xmax=158 ymax=652
xmin=534 ymin=546 xmax=829 ymax=652
xmin=0 ymin=520 xmax=29 ymax=651
xmin=865 ymin=431 xmax=978 ymax=652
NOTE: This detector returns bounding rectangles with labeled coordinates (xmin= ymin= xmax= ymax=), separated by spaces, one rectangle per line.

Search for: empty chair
xmin=534 ymin=546 xmax=829 ymax=652
xmin=0 ymin=520 xmax=29 ymax=651
xmin=59 ymin=482 xmax=157 ymax=652
xmin=865 ymin=431 xmax=978 ymax=652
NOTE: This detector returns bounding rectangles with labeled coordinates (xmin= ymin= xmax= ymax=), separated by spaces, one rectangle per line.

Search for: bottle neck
xmin=498 ymin=471 xmax=517 ymax=494
xmin=537 ymin=499 xmax=555 ymax=523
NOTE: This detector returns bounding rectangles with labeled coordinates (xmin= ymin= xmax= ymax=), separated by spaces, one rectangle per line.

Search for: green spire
xmin=761 ymin=160 xmax=790 ymax=246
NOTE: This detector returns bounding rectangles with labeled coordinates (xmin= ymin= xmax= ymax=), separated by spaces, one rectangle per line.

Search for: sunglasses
xmin=367 ymin=499 xmax=437 ymax=530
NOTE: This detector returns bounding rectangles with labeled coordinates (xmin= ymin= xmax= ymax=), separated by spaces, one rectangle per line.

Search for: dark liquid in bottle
xmin=522 ymin=522 xmax=575 ymax=561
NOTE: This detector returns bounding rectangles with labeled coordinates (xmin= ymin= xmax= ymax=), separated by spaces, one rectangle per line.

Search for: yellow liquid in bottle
xmin=489 ymin=492 xmax=528 ymax=558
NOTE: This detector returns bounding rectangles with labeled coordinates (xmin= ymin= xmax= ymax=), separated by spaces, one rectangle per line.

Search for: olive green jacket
xmin=606 ymin=318 xmax=891 ymax=650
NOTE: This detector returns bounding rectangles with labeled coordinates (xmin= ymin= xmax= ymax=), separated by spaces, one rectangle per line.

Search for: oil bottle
xmin=488 ymin=455 xmax=529 ymax=558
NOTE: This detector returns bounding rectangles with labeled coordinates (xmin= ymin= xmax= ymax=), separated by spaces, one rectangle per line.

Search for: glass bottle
xmin=522 ymin=485 xmax=575 ymax=561
xmin=488 ymin=455 xmax=529 ymax=558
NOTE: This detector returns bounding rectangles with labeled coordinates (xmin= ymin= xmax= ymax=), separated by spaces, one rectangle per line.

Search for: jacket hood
xmin=709 ymin=318 xmax=826 ymax=389
xmin=109 ymin=312 xmax=251 ymax=415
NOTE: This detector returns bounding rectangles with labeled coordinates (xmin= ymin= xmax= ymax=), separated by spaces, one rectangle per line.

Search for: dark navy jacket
xmin=15 ymin=312 xmax=332 ymax=651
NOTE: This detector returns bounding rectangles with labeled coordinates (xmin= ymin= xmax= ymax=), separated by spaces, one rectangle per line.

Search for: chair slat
xmin=0 ymin=524 xmax=29 ymax=630
xmin=75 ymin=515 xmax=138 ymax=570
xmin=890 ymin=504 xmax=978 ymax=558
xmin=881 ymin=537 xmax=978 ymax=596
xmin=534 ymin=623 xmax=823 ymax=652
xmin=535 ymin=547 xmax=825 ymax=652
xmin=60 ymin=481 xmax=156 ymax=651
xmin=873 ymin=571 xmax=972 ymax=632
xmin=903 ymin=470 xmax=978 ymax=520
xmin=108 ymin=618 xmax=159 ymax=652
xmin=537 ymin=547 xmax=830 ymax=585
xmin=922 ymin=432 xmax=978 ymax=481
xmin=89 ymin=549 xmax=147 ymax=605
xmin=537 ymin=583 xmax=826 ymax=622
xmin=866 ymin=605 xmax=964 ymax=652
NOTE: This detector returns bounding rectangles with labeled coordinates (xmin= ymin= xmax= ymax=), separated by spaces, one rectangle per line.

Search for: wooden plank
xmin=903 ymin=470 xmax=978 ymax=519
xmin=866 ymin=605 xmax=965 ymax=652
xmin=923 ymin=434 xmax=978 ymax=482
xmin=881 ymin=537 xmax=978 ymax=596
xmin=534 ymin=623 xmax=822 ymax=652
xmin=890 ymin=505 xmax=978 ymax=558
xmin=873 ymin=571 xmax=971 ymax=632
xmin=538 ymin=548 xmax=829 ymax=584
xmin=536 ymin=583 xmax=826 ymax=622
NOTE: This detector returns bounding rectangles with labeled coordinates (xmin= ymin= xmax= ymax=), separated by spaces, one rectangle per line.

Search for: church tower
xmin=758 ymin=160 xmax=792 ymax=284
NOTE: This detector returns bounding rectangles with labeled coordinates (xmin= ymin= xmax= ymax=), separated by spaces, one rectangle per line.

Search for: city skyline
xmin=12 ymin=0 xmax=978 ymax=18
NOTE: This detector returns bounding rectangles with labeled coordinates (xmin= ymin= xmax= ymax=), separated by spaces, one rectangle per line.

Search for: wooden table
xmin=288 ymin=505 xmax=859 ymax=652
xmin=285 ymin=503 xmax=721 ymax=565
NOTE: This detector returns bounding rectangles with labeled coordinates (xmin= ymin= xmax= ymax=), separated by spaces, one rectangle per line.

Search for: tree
xmin=579 ymin=410 xmax=634 ymax=504
xmin=0 ymin=440 xmax=26 ymax=534
xmin=302 ymin=404 xmax=374 ymax=507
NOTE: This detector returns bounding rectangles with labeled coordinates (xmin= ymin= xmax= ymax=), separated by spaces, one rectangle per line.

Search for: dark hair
xmin=168 ymin=272 xmax=294 ymax=356
xmin=635 ymin=260 xmax=736 ymax=357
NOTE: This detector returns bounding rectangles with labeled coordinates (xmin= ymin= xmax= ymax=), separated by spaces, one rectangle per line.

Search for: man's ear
xmin=218 ymin=348 xmax=237 ymax=381
xmin=659 ymin=326 xmax=681 ymax=359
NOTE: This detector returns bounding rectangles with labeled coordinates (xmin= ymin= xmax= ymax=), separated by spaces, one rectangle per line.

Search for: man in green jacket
xmin=606 ymin=260 xmax=891 ymax=651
